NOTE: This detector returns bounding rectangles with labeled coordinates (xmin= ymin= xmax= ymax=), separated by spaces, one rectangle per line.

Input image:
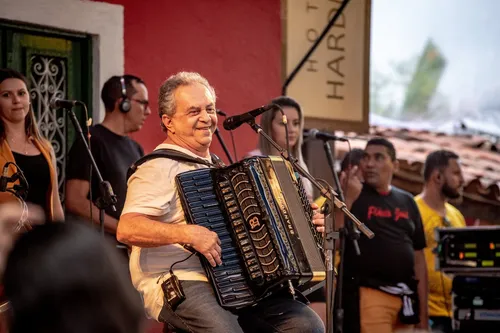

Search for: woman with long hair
xmin=246 ymin=96 xmax=313 ymax=199
xmin=246 ymin=96 xmax=328 ymax=325
xmin=0 ymin=68 xmax=63 ymax=223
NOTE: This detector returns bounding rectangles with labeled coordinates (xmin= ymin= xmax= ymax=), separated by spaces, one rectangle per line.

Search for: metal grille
xmin=28 ymin=55 xmax=67 ymax=201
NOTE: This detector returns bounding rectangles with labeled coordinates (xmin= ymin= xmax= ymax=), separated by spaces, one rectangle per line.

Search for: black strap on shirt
xmin=126 ymin=148 xmax=225 ymax=180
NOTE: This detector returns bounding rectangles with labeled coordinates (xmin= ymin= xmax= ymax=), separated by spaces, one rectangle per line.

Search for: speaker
xmin=119 ymin=76 xmax=131 ymax=113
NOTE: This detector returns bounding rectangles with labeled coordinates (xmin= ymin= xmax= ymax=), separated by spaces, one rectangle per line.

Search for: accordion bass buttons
xmin=219 ymin=181 xmax=232 ymax=196
xmin=219 ymin=180 xmax=230 ymax=188
xmin=220 ymin=175 xmax=265 ymax=284
xmin=232 ymin=217 xmax=263 ymax=282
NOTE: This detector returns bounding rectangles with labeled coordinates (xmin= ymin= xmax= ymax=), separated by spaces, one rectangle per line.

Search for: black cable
xmin=314 ymin=177 xmax=338 ymax=318
xmin=157 ymin=252 xmax=196 ymax=284
xmin=269 ymin=104 xmax=291 ymax=159
xmin=438 ymin=217 xmax=453 ymax=318
xmin=3 ymin=162 xmax=29 ymax=201
xmin=215 ymin=110 xmax=237 ymax=163
xmin=229 ymin=130 xmax=238 ymax=162
xmin=1 ymin=163 xmax=30 ymax=230
xmin=283 ymin=111 xmax=291 ymax=160
xmin=429 ymin=220 xmax=453 ymax=325
xmin=341 ymin=140 xmax=353 ymax=201
xmin=440 ymin=268 xmax=452 ymax=318
xmin=6 ymin=189 xmax=23 ymax=201
xmin=282 ymin=0 xmax=350 ymax=95
xmin=334 ymin=140 xmax=352 ymax=323
xmin=80 ymin=103 xmax=93 ymax=225
xmin=169 ymin=252 xmax=196 ymax=276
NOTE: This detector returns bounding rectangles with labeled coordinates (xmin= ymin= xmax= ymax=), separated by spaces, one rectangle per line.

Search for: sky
xmin=371 ymin=0 xmax=500 ymax=119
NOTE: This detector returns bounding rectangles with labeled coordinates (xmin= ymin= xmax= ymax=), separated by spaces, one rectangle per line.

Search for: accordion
xmin=176 ymin=156 xmax=325 ymax=309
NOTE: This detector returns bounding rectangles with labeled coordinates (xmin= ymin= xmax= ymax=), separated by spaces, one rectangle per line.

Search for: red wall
xmin=94 ymin=0 xmax=282 ymax=163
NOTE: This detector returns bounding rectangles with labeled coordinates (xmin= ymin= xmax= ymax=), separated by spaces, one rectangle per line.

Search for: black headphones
xmin=119 ymin=76 xmax=131 ymax=113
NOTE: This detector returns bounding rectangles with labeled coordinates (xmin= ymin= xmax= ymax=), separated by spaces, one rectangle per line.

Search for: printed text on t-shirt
xmin=367 ymin=206 xmax=409 ymax=221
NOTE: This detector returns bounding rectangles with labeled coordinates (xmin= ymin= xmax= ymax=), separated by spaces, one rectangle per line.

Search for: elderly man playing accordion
xmin=117 ymin=72 xmax=326 ymax=333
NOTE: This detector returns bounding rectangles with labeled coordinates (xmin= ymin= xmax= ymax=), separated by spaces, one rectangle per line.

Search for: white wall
xmin=0 ymin=0 xmax=124 ymax=121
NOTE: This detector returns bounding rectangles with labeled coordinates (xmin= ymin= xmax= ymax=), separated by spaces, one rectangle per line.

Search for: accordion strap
xmin=127 ymin=148 xmax=224 ymax=180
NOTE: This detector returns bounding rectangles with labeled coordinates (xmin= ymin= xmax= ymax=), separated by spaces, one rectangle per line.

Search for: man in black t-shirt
xmin=65 ymin=75 xmax=150 ymax=243
xmin=338 ymin=138 xmax=429 ymax=333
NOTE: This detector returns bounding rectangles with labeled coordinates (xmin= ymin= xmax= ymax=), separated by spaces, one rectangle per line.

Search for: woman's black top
xmin=12 ymin=151 xmax=51 ymax=212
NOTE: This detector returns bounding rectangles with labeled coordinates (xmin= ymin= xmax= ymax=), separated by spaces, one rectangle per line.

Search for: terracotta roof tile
xmin=335 ymin=127 xmax=500 ymax=216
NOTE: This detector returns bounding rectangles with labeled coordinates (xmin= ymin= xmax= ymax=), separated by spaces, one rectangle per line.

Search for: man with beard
xmin=415 ymin=149 xmax=465 ymax=333
xmin=339 ymin=138 xmax=428 ymax=333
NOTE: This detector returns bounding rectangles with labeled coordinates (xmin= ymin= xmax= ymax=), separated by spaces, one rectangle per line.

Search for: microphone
xmin=223 ymin=105 xmax=274 ymax=131
xmin=304 ymin=128 xmax=348 ymax=142
xmin=50 ymin=98 xmax=82 ymax=109
xmin=0 ymin=162 xmax=28 ymax=199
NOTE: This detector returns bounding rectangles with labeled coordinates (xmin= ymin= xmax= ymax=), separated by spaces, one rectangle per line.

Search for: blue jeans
xmin=159 ymin=281 xmax=325 ymax=333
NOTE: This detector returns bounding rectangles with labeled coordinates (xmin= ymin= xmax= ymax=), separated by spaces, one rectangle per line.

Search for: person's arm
xmin=421 ymin=210 xmax=454 ymax=321
xmin=65 ymin=179 xmax=118 ymax=233
xmin=415 ymin=249 xmax=429 ymax=329
xmin=65 ymin=129 xmax=107 ymax=226
xmin=49 ymin=146 xmax=64 ymax=222
xmin=423 ymin=242 xmax=452 ymax=313
xmin=0 ymin=202 xmax=45 ymax=274
xmin=334 ymin=166 xmax=363 ymax=230
xmin=118 ymin=213 xmax=221 ymax=267
xmin=117 ymin=159 xmax=222 ymax=267
xmin=411 ymin=198 xmax=429 ymax=329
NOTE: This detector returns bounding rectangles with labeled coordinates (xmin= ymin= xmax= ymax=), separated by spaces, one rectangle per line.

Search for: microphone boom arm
xmin=246 ymin=119 xmax=374 ymax=239
xmin=65 ymin=104 xmax=118 ymax=235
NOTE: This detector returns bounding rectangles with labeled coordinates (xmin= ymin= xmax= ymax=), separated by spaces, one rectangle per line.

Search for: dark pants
xmin=341 ymin=276 xmax=361 ymax=333
xmin=159 ymin=281 xmax=325 ymax=333
xmin=430 ymin=316 xmax=452 ymax=333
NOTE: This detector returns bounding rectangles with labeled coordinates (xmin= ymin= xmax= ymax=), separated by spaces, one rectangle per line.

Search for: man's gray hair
xmin=158 ymin=72 xmax=216 ymax=131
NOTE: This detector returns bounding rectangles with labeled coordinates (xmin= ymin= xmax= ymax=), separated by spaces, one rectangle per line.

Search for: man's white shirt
xmin=122 ymin=143 xmax=211 ymax=320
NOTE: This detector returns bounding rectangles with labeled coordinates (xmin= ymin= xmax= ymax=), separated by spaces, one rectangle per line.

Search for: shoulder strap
xmin=127 ymin=148 xmax=223 ymax=180
xmin=210 ymin=153 xmax=226 ymax=168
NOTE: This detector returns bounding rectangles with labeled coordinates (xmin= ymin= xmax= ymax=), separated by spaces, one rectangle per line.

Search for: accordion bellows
xmin=176 ymin=156 xmax=325 ymax=309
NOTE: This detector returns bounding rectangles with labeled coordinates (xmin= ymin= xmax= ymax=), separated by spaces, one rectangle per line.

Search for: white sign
xmin=284 ymin=0 xmax=370 ymax=132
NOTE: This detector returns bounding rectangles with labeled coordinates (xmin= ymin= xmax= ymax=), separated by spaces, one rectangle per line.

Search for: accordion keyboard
xmin=177 ymin=168 xmax=257 ymax=309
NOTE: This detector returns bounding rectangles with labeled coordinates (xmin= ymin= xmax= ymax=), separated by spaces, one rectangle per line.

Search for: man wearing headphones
xmin=65 ymin=75 xmax=151 ymax=245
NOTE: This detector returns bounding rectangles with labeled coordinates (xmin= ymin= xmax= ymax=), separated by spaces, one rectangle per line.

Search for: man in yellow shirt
xmin=415 ymin=149 xmax=466 ymax=333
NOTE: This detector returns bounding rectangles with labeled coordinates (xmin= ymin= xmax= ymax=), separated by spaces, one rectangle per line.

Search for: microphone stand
xmin=214 ymin=128 xmax=234 ymax=164
xmin=65 ymin=104 xmax=117 ymax=236
xmin=244 ymin=119 xmax=374 ymax=333
xmin=322 ymin=140 xmax=360 ymax=333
